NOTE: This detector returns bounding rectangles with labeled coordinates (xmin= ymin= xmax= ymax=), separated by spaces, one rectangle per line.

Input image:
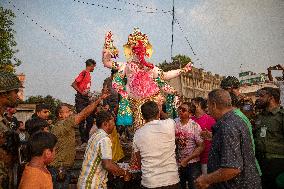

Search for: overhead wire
xmin=6 ymin=1 xmax=109 ymax=73
xmin=71 ymin=0 xmax=199 ymax=63
xmin=7 ymin=1 xmax=84 ymax=60
xmin=72 ymin=0 xmax=170 ymax=14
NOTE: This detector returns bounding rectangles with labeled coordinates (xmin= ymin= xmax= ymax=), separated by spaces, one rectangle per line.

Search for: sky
xmin=1 ymin=0 xmax=284 ymax=104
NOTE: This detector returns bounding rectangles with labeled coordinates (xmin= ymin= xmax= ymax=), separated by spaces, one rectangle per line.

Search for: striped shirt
xmin=77 ymin=129 xmax=112 ymax=189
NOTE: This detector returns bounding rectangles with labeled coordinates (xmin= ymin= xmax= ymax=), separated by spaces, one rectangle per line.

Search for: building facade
xmin=239 ymin=71 xmax=266 ymax=85
xmin=168 ymin=67 xmax=223 ymax=100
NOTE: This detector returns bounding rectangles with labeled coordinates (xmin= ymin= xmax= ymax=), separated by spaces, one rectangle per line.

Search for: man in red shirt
xmin=71 ymin=59 xmax=96 ymax=144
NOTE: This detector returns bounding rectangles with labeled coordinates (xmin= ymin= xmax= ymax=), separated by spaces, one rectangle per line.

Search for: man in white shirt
xmin=130 ymin=101 xmax=180 ymax=189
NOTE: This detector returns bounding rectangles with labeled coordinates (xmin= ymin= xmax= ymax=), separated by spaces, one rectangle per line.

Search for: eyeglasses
xmin=242 ymin=104 xmax=253 ymax=111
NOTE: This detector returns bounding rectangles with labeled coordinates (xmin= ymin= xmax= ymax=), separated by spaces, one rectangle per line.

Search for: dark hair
xmin=208 ymin=89 xmax=232 ymax=107
xmin=180 ymin=102 xmax=191 ymax=109
xmin=55 ymin=103 xmax=71 ymax=117
xmin=141 ymin=101 xmax=159 ymax=120
xmin=111 ymin=69 xmax=118 ymax=76
xmin=162 ymin=103 xmax=167 ymax=113
xmin=96 ymin=111 xmax=113 ymax=128
xmin=28 ymin=118 xmax=49 ymax=136
xmin=192 ymin=97 xmax=207 ymax=110
xmin=220 ymin=76 xmax=240 ymax=89
xmin=179 ymin=102 xmax=195 ymax=113
xmin=85 ymin=59 xmax=96 ymax=67
xmin=229 ymin=92 xmax=239 ymax=108
xmin=29 ymin=132 xmax=57 ymax=157
xmin=258 ymin=87 xmax=280 ymax=103
xmin=36 ymin=104 xmax=50 ymax=113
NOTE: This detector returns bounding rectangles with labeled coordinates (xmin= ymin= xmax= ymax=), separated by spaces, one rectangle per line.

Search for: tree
xmin=158 ymin=54 xmax=191 ymax=72
xmin=0 ymin=7 xmax=21 ymax=73
xmin=23 ymin=95 xmax=62 ymax=120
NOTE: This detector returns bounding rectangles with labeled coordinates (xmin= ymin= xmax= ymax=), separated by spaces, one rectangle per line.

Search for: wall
xmin=15 ymin=104 xmax=36 ymax=123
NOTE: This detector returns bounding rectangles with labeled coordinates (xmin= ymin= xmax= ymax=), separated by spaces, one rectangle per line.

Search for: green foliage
xmin=158 ymin=54 xmax=191 ymax=72
xmin=0 ymin=7 xmax=21 ymax=73
xmin=23 ymin=95 xmax=62 ymax=120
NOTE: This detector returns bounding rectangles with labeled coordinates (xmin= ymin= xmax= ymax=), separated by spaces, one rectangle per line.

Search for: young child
xmin=19 ymin=132 xmax=57 ymax=189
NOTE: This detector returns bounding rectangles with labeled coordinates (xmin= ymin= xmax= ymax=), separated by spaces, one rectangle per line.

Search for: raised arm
xmin=74 ymin=92 xmax=109 ymax=125
xmin=102 ymin=49 xmax=124 ymax=70
xmin=267 ymin=66 xmax=274 ymax=82
xmin=153 ymin=62 xmax=192 ymax=80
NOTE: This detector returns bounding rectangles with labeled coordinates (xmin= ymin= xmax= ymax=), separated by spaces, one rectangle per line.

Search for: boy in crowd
xmin=19 ymin=132 xmax=57 ymax=189
xmin=78 ymin=111 xmax=131 ymax=188
xmin=72 ymin=59 xmax=96 ymax=144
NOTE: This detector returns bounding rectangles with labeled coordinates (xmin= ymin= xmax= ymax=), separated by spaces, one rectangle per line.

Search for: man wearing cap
xmin=0 ymin=71 xmax=21 ymax=189
xmin=220 ymin=76 xmax=244 ymax=107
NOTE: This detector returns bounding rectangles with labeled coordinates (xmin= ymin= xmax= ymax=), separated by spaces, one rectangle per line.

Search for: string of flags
xmin=7 ymin=1 xmax=84 ymax=60
xmin=72 ymin=0 xmax=170 ymax=14
xmin=7 ymin=1 xmax=111 ymax=74
xmin=174 ymin=18 xmax=197 ymax=56
xmin=71 ymin=0 xmax=198 ymax=60
xmin=6 ymin=0 xmax=199 ymax=67
xmin=113 ymin=0 xmax=171 ymax=14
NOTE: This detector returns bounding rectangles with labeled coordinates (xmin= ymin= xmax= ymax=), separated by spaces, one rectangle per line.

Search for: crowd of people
xmin=1 ymin=26 xmax=284 ymax=189
xmin=0 ymin=61 xmax=283 ymax=189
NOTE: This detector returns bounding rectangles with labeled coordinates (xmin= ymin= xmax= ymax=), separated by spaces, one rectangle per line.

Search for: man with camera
xmin=0 ymin=71 xmax=21 ymax=189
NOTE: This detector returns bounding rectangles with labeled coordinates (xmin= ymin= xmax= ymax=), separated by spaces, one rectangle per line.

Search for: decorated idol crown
xmin=123 ymin=28 xmax=153 ymax=59
xmin=124 ymin=28 xmax=151 ymax=48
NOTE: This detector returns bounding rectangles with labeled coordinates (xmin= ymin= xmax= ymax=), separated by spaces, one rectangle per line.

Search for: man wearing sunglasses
xmin=175 ymin=102 xmax=204 ymax=189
